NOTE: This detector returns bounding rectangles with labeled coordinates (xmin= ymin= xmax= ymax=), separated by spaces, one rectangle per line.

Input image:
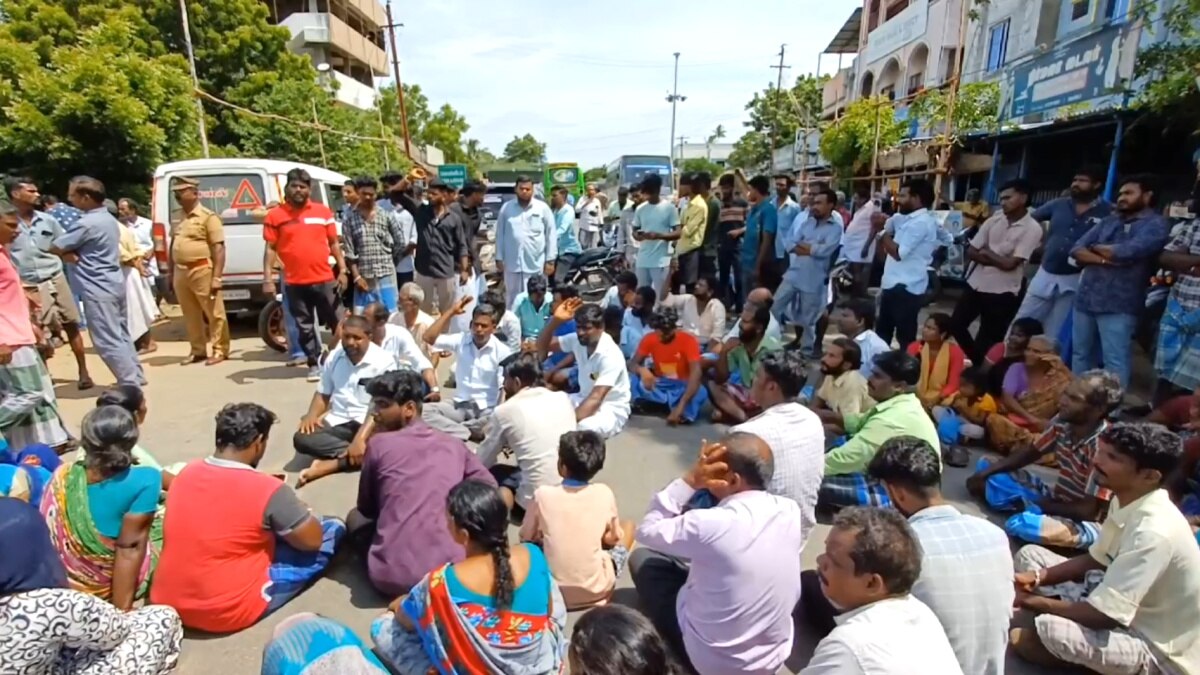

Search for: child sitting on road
xmin=519 ymin=430 xmax=634 ymax=610
xmin=933 ymin=366 xmax=997 ymax=443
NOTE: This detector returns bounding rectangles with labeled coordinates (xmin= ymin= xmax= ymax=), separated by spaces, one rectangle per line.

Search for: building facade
xmin=855 ymin=0 xmax=966 ymax=103
xmin=674 ymin=142 xmax=735 ymax=168
xmin=264 ymin=0 xmax=388 ymax=110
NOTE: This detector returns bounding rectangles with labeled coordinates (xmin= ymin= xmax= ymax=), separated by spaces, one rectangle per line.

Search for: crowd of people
xmin=1 ymin=160 xmax=1200 ymax=675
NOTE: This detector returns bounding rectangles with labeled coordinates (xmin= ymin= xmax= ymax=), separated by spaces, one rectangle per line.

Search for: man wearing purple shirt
xmin=353 ymin=370 xmax=495 ymax=597
xmin=630 ymin=433 xmax=804 ymax=675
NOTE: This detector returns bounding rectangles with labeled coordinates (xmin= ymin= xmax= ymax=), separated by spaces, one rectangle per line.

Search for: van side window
xmin=184 ymin=174 xmax=267 ymax=225
xmin=325 ymin=182 xmax=347 ymax=219
xmin=309 ymin=182 xmax=327 ymax=206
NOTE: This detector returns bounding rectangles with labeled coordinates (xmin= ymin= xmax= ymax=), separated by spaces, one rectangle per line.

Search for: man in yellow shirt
xmin=674 ymin=172 xmax=710 ymax=293
xmin=1010 ymin=423 xmax=1200 ymax=674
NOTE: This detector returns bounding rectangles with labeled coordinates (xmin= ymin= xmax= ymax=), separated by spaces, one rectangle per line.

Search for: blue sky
xmin=386 ymin=0 xmax=860 ymax=168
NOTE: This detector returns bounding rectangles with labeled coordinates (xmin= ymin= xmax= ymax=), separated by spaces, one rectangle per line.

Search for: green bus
xmin=544 ymin=162 xmax=584 ymax=201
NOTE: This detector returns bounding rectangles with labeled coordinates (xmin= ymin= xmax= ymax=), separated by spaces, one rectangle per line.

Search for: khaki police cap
xmin=171 ymin=177 xmax=200 ymax=191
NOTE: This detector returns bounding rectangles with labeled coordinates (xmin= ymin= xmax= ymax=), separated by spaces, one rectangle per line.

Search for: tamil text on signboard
xmin=1008 ymin=23 xmax=1134 ymax=119
xmin=437 ymin=164 xmax=468 ymax=190
xmin=864 ymin=0 xmax=928 ymax=64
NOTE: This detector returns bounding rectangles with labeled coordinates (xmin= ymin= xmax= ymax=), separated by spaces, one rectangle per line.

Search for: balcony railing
xmin=280 ymin=12 xmax=387 ymax=75
xmin=330 ymin=71 xmax=377 ymax=110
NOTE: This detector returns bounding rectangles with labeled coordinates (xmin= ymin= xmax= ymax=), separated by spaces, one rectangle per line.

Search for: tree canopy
xmin=819 ymin=96 xmax=909 ymax=179
xmin=1131 ymin=0 xmax=1200 ymax=115
xmin=503 ymin=134 xmax=547 ymax=163
xmin=680 ymin=157 xmax=724 ymax=177
xmin=726 ymin=74 xmax=827 ymax=170
xmin=584 ymin=166 xmax=607 ymax=182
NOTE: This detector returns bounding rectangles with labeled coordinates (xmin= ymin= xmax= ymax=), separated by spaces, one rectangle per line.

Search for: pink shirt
xmin=636 ymin=479 xmax=803 ymax=675
xmin=0 ymin=250 xmax=36 ymax=347
xmin=519 ymin=483 xmax=619 ymax=609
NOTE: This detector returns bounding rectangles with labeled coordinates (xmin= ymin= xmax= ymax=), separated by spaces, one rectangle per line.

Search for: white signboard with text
xmin=864 ymin=0 xmax=929 ymax=64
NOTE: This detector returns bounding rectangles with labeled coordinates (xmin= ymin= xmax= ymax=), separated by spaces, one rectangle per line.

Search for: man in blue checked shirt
xmin=775 ymin=188 xmax=842 ymax=357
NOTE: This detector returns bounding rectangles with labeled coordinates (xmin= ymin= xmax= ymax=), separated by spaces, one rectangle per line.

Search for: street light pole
xmin=666 ymin=52 xmax=686 ymax=193
xmin=178 ymin=0 xmax=209 ymax=157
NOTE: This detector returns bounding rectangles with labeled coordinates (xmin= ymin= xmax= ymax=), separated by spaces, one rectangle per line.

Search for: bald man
xmin=725 ymin=287 xmax=784 ymax=343
xmin=361 ymin=302 xmax=440 ymax=397
xmin=630 ymin=433 xmax=805 ymax=674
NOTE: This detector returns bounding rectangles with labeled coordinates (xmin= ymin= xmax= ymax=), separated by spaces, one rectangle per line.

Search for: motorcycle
xmin=563 ymin=246 xmax=621 ymax=301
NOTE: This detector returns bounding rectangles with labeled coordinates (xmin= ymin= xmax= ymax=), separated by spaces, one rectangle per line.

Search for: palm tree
xmin=706 ymin=124 xmax=726 ymax=160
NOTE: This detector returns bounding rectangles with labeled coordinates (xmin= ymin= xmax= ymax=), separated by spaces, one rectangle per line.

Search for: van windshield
xmin=189 ymin=174 xmax=268 ymax=225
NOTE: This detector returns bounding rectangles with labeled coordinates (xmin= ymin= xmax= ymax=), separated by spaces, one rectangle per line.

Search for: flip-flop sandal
xmin=77 ymin=379 xmax=94 ymax=391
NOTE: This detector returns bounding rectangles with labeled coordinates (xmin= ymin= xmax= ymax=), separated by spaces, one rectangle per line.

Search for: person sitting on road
xmin=932 ymin=365 xmax=997 ymax=445
xmin=1146 ymin=389 xmax=1200 ymax=432
xmin=512 ymin=274 xmax=552 ymax=340
xmin=360 ymin=302 xmax=438 ymax=391
xmin=705 ymin=304 xmax=782 ymax=424
xmin=520 ymin=430 xmax=634 ymax=610
xmin=421 ymin=295 xmax=513 ymax=442
xmin=816 ymin=350 xmax=939 ymax=510
xmin=985 ymin=334 xmax=1075 ymax=456
xmin=352 ymin=371 xmax=495 ymax=598
xmin=1009 ymin=423 xmax=1200 ymax=675
xmin=906 ymin=312 xmax=966 ymax=409
xmin=292 ymin=316 xmax=397 ymax=486
xmin=541 ymin=284 xmax=582 ymax=390
xmin=966 ymin=370 xmax=1123 ymax=550
xmin=95 ymin=385 xmax=183 ymax=490
xmin=630 ymin=434 xmax=803 ymax=675
xmin=620 ymin=286 xmax=657 ymax=358
xmin=629 ymin=307 xmax=708 ymax=426
xmin=388 ymin=281 xmax=437 ymax=364
xmin=834 ymin=298 xmax=892 ymax=380
xmin=811 ymin=337 xmax=874 ymax=419
xmin=723 ymin=287 xmax=783 ymax=343
xmin=483 ymin=288 xmax=522 ymax=353
xmin=151 ymin=403 xmax=346 ymax=633
xmin=599 ymin=270 xmax=638 ymax=311
xmin=477 ymin=353 xmax=577 ymax=517
xmin=261 ymin=613 xmax=388 ymax=674
xmin=371 ymin=480 xmax=566 ymax=674
xmin=537 ymin=298 xmax=632 ymax=439
xmin=660 ymin=274 xmax=727 ymax=354
xmin=799 ymin=507 xmax=963 ymax=674
xmin=568 ymin=605 xmax=686 ymax=675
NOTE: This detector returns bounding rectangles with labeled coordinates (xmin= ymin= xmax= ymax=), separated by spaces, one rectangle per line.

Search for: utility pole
xmin=769 ymin=44 xmax=791 ymax=161
xmin=384 ymin=1 xmax=412 ymax=160
xmin=178 ymin=0 xmax=209 ymax=157
xmin=676 ymin=135 xmax=688 ymax=172
xmin=666 ymin=52 xmax=687 ymax=192
xmin=933 ymin=0 xmax=971 ymax=202
xmin=311 ymin=99 xmax=327 ymax=166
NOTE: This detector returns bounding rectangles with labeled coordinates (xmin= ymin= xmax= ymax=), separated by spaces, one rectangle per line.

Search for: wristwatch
xmin=429 ymin=386 xmax=441 ymax=394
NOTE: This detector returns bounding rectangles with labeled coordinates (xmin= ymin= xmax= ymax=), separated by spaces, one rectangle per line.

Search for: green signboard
xmin=437 ymin=164 xmax=468 ymax=189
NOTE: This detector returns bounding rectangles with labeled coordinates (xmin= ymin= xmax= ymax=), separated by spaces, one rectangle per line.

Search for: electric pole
xmin=769 ymin=44 xmax=791 ymax=161
xmin=676 ymin=135 xmax=688 ymax=171
xmin=384 ymin=1 xmax=413 ymax=161
xmin=666 ymin=52 xmax=687 ymax=192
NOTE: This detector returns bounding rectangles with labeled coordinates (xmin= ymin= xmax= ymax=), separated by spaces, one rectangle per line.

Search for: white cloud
xmin=383 ymin=0 xmax=859 ymax=167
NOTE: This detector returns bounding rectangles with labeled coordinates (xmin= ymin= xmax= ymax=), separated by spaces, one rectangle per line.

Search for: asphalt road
xmin=44 ymin=310 xmax=1053 ymax=674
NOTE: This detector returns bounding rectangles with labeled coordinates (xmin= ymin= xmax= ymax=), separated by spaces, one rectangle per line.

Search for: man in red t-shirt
xmin=151 ymin=402 xmax=346 ymax=633
xmin=262 ymin=168 xmax=349 ymax=382
xmin=629 ymin=306 xmax=708 ymax=425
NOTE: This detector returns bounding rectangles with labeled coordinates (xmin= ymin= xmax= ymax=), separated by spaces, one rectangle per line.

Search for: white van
xmin=150 ymin=158 xmax=350 ymax=315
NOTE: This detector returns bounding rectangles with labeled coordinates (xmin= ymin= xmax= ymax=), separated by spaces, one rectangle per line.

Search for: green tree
xmin=909 ymin=81 xmax=1001 ymax=140
xmin=584 ymin=166 xmax=607 ymax=182
xmin=423 ymin=103 xmax=470 ymax=162
xmin=728 ymin=74 xmax=827 ymax=170
xmin=727 ymin=130 xmax=770 ymax=171
xmin=680 ymin=157 xmax=723 ymax=177
xmin=706 ymin=124 xmax=726 ymax=159
xmin=0 ymin=14 xmax=197 ymax=197
xmin=819 ymin=96 xmax=908 ymax=179
xmin=503 ymin=134 xmax=547 ymax=163
xmin=1131 ymin=0 xmax=1200 ymax=113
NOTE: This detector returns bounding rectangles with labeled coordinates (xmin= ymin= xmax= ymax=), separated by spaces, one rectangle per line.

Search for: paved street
xmin=45 ymin=310 xmax=1052 ymax=674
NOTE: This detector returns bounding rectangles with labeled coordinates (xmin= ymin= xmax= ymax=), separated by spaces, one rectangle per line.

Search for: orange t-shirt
xmin=262 ymin=201 xmax=337 ymax=285
xmin=636 ymin=331 xmax=702 ymax=380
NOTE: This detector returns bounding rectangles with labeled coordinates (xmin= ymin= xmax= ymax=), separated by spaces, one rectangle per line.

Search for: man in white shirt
xmin=1010 ymin=423 xmax=1200 ymax=675
xmin=477 ymin=352 xmax=577 ymax=516
xmin=734 ymin=349 xmax=824 ymax=542
xmin=621 ymin=286 xmax=656 ymax=359
xmin=866 ymin=437 xmax=1014 ymax=675
xmin=388 ymin=281 xmax=437 ymax=363
xmin=537 ymin=298 xmax=631 ymax=438
xmin=362 ymin=302 xmax=438 ymax=392
xmin=420 ymin=295 xmax=513 ymax=441
xmin=495 ymin=177 xmax=556 ymax=307
xmin=391 ymin=203 xmax=417 ymax=286
xmin=800 ymin=507 xmax=963 ymax=675
xmin=598 ymin=270 xmax=638 ymax=312
xmin=661 ymin=274 xmax=727 ymax=354
xmin=835 ymin=298 xmax=892 ymax=379
xmin=840 ymin=190 xmax=878 ymax=298
xmin=293 ymin=316 xmax=398 ymax=485
xmin=575 ymin=183 xmax=605 ymax=249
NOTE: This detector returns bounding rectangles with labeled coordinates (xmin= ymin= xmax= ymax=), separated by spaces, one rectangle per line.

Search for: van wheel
xmin=258 ymin=300 xmax=288 ymax=353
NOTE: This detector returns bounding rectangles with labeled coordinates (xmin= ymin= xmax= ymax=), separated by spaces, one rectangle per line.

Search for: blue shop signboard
xmin=1008 ymin=24 xmax=1133 ymax=119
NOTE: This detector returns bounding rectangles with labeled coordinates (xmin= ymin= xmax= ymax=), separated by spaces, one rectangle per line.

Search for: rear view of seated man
xmin=816 ymin=349 xmax=938 ymax=510
xmin=361 ymin=301 xmax=438 ymax=390
xmin=538 ymin=297 xmax=631 ymax=438
xmin=421 ymin=294 xmax=513 ymax=441
xmin=293 ymin=315 xmax=397 ymax=485
xmin=152 ymin=403 xmax=345 ymax=633
xmin=629 ymin=306 xmax=708 ymax=425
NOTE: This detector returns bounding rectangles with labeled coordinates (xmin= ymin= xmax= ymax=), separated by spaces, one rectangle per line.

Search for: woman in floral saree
xmin=986 ymin=335 xmax=1074 ymax=455
xmin=41 ymin=406 xmax=163 ymax=610
xmin=372 ymin=480 xmax=566 ymax=675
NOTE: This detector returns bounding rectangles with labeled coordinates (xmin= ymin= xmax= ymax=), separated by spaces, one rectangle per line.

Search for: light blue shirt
xmin=393 ymin=208 xmax=417 ymax=274
xmin=621 ymin=309 xmax=653 ymax=358
xmin=512 ymin=291 xmax=551 ymax=339
xmin=52 ymin=207 xmax=124 ymax=302
xmin=880 ymin=208 xmax=941 ymax=294
xmin=496 ymin=199 xmax=557 ymax=274
xmin=634 ymin=201 xmax=679 ymax=269
xmin=773 ymin=196 xmax=803 ymax=259
xmin=9 ymin=210 xmax=65 ymax=284
xmin=783 ymin=208 xmax=844 ymax=256
xmin=854 ymin=329 xmax=893 ymax=379
xmin=783 ymin=215 xmax=843 ymax=293
xmin=553 ymin=204 xmax=582 ymax=256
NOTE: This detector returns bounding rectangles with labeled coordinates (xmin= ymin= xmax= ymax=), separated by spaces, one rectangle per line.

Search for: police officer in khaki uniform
xmin=168 ymin=177 xmax=229 ymax=365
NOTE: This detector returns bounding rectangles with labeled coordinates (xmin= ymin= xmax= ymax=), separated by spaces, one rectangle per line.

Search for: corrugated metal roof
xmin=824 ymin=8 xmax=863 ymax=54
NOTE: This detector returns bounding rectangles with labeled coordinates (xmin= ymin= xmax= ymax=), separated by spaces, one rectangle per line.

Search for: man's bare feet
xmin=77 ymin=377 xmax=94 ymax=391
xmin=205 ymin=355 xmax=227 ymax=366
xmin=297 ymin=458 xmax=343 ymax=487
xmin=180 ymin=355 xmax=206 ymax=365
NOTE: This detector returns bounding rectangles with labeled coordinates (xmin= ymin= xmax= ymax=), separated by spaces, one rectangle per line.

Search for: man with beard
xmin=262 ymin=168 xmax=349 ymax=382
xmin=1014 ymin=165 xmax=1113 ymax=339
xmin=1010 ymin=423 xmax=1200 ymax=674
xmin=967 ymin=370 xmax=1123 ymax=550
xmin=538 ymin=298 xmax=631 ymax=438
xmin=661 ymin=275 xmax=727 ymax=354
xmin=873 ymin=179 xmax=942 ymax=348
xmin=775 ymin=187 xmax=842 ymax=356
xmin=496 ymin=176 xmax=556 ymax=307
xmin=620 ymin=285 xmax=656 ymax=358
xmin=1069 ymin=175 xmax=1168 ymax=389
xmin=392 ymin=178 xmax=470 ymax=315
xmin=292 ymin=316 xmax=397 ymax=486
xmin=343 ymin=176 xmax=405 ymax=314
xmin=716 ymin=174 xmax=750 ymax=310
xmin=705 ymin=305 xmax=782 ymax=424
xmin=628 ymin=307 xmax=707 ymax=426
xmin=452 ymin=180 xmax=486 ymax=273
xmin=811 ymin=337 xmax=873 ymax=419
xmin=352 ymin=370 xmax=494 ymax=597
